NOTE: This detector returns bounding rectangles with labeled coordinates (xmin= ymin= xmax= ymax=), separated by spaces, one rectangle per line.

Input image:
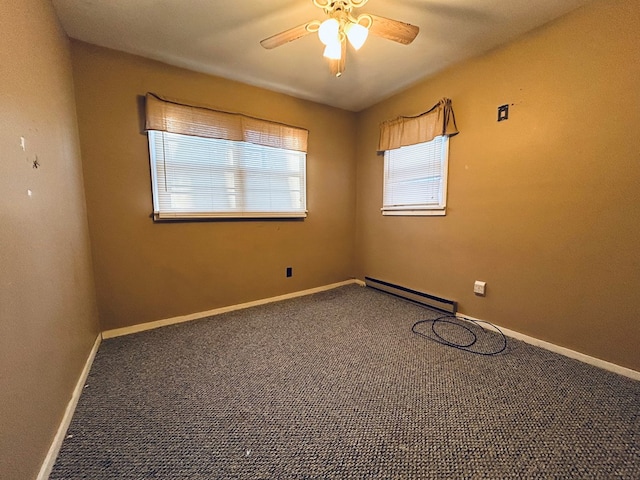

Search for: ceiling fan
xmin=260 ymin=0 xmax=419 ymax=77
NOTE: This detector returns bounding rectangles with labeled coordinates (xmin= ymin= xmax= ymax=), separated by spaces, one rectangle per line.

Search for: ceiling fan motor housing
xmin=314 ymin=0 xmax=370 ymax=15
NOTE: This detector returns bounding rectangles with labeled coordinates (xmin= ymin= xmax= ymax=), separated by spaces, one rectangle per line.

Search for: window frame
xmin=381 ymin=135 xmax=450 ymax=217
xmin=147 ymin=130 xmax=308 ymax=220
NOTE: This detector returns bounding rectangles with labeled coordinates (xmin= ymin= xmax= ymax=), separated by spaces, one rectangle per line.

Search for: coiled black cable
xmin=412 ymin=314 xmax=507 ymax=356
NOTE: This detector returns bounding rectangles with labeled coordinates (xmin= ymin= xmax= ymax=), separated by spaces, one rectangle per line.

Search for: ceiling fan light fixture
xmin=323 ymin=40 xmax=342 ymax=60
xmin=345 ymin=22 xmax=368 ymax=50
xmin=318 ymin=18 xmax=340 ymax=45
xmin=260 ymin=1 xmax=419 ymax=77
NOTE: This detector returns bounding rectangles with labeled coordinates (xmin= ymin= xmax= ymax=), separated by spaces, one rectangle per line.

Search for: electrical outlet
xmin=474 ymin=280 xmax=486 ymax=296
xmin=286 ymin=267 xmax=292 ymax=278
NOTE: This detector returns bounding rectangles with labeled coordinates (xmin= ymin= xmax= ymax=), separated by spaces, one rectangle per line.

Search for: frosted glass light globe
xmin=318 ymin=18 xmax=340 ymax=46
xmin=346 ymin=22 xmax=368 ymax=50
xmin=323 ymin=40 xmax=342 ymax=60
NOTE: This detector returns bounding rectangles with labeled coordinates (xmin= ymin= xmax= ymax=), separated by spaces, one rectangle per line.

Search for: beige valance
xmin=145 ymin=93 xmax=308 ymax=152
xmin=378 ymin=98 xmax=459 ymax=151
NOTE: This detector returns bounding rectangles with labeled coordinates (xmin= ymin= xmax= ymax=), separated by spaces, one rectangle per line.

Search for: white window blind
xmin=148 ymin=131 xmax=307 ymax=219
xmin=382 ymin=135 xmax=449 ymax=216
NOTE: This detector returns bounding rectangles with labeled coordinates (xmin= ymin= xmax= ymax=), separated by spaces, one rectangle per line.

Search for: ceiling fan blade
xmin=368 ymin=14 xmax=419 ymax=45
xmin=260 ymin=23 xmax=314 ymax=49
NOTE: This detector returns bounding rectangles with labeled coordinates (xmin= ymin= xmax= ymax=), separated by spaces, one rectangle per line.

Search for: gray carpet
xmin=50 ymin=285 xmax=640 ymax=479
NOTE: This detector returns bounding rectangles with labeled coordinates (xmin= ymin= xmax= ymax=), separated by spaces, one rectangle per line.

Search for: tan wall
xmin=355 ymin=0 xmax=640 ymax=371
xmin=0 ymin=1 xmax=101 ymax=479
xmin=70 ymin=42 xmax=358 ymax=331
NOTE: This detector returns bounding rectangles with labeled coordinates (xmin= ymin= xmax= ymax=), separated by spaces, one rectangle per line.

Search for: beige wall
xmin=355 ymin=0 xmax=640 ymax=371
xmin=2 ymin=1 xmax=637 ymax=476
xmin=70 ymin=42 xmax=358 ymax=331
xmin=0 ymin=1 xmax=100 ymax=479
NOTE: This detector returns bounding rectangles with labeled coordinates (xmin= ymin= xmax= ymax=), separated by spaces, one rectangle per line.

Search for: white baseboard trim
xmin=102 ymin=279 xmax=364 ymax=339
xmin=37 ymin=334 xmax=102 ymax=480
xmin=456 ymin=312 xmax=640 ymax=381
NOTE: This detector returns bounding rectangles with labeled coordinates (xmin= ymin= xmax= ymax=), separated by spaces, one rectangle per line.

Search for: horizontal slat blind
xmin=383 ymin=135 xmax=448 ymax=212
xmin=149 ymin=131 xmax=307 ymax=219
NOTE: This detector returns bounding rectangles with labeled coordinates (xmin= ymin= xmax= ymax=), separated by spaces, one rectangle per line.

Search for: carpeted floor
xmin=50 ymin=285 xmax=640 ymax=479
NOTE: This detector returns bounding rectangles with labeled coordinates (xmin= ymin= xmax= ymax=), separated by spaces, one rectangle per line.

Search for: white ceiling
xmin=52 ymin=0 xmax=592 ymax=112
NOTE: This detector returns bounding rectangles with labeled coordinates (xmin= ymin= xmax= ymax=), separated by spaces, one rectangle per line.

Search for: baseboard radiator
xmin=364 ymin=276 xmax=457 ymax=315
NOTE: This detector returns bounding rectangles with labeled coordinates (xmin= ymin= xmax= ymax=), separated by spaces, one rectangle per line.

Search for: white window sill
xmin=382 ymin=209 xmax=446 ymax=217
xmin=154 ymin=211 xmax=308 ymax=221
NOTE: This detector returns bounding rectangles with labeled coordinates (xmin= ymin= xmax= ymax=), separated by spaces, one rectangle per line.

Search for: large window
xmin=382 ymin=135 xmax=449 ymax=216
xmin=148 ymin=131 xmax=306 ymax=219
xmin=145 ymin=93 xmax=308 ymax=220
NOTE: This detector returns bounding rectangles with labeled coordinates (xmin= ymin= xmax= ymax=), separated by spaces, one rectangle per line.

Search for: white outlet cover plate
xmin=474 ymin=281 xmax=486 ymax=295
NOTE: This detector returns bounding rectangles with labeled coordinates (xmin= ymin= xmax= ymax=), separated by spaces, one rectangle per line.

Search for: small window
xmin=382 ymin=135 xmax=449 ymax=216
xmin=148 ymin=131 xmax=306 ymax=220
